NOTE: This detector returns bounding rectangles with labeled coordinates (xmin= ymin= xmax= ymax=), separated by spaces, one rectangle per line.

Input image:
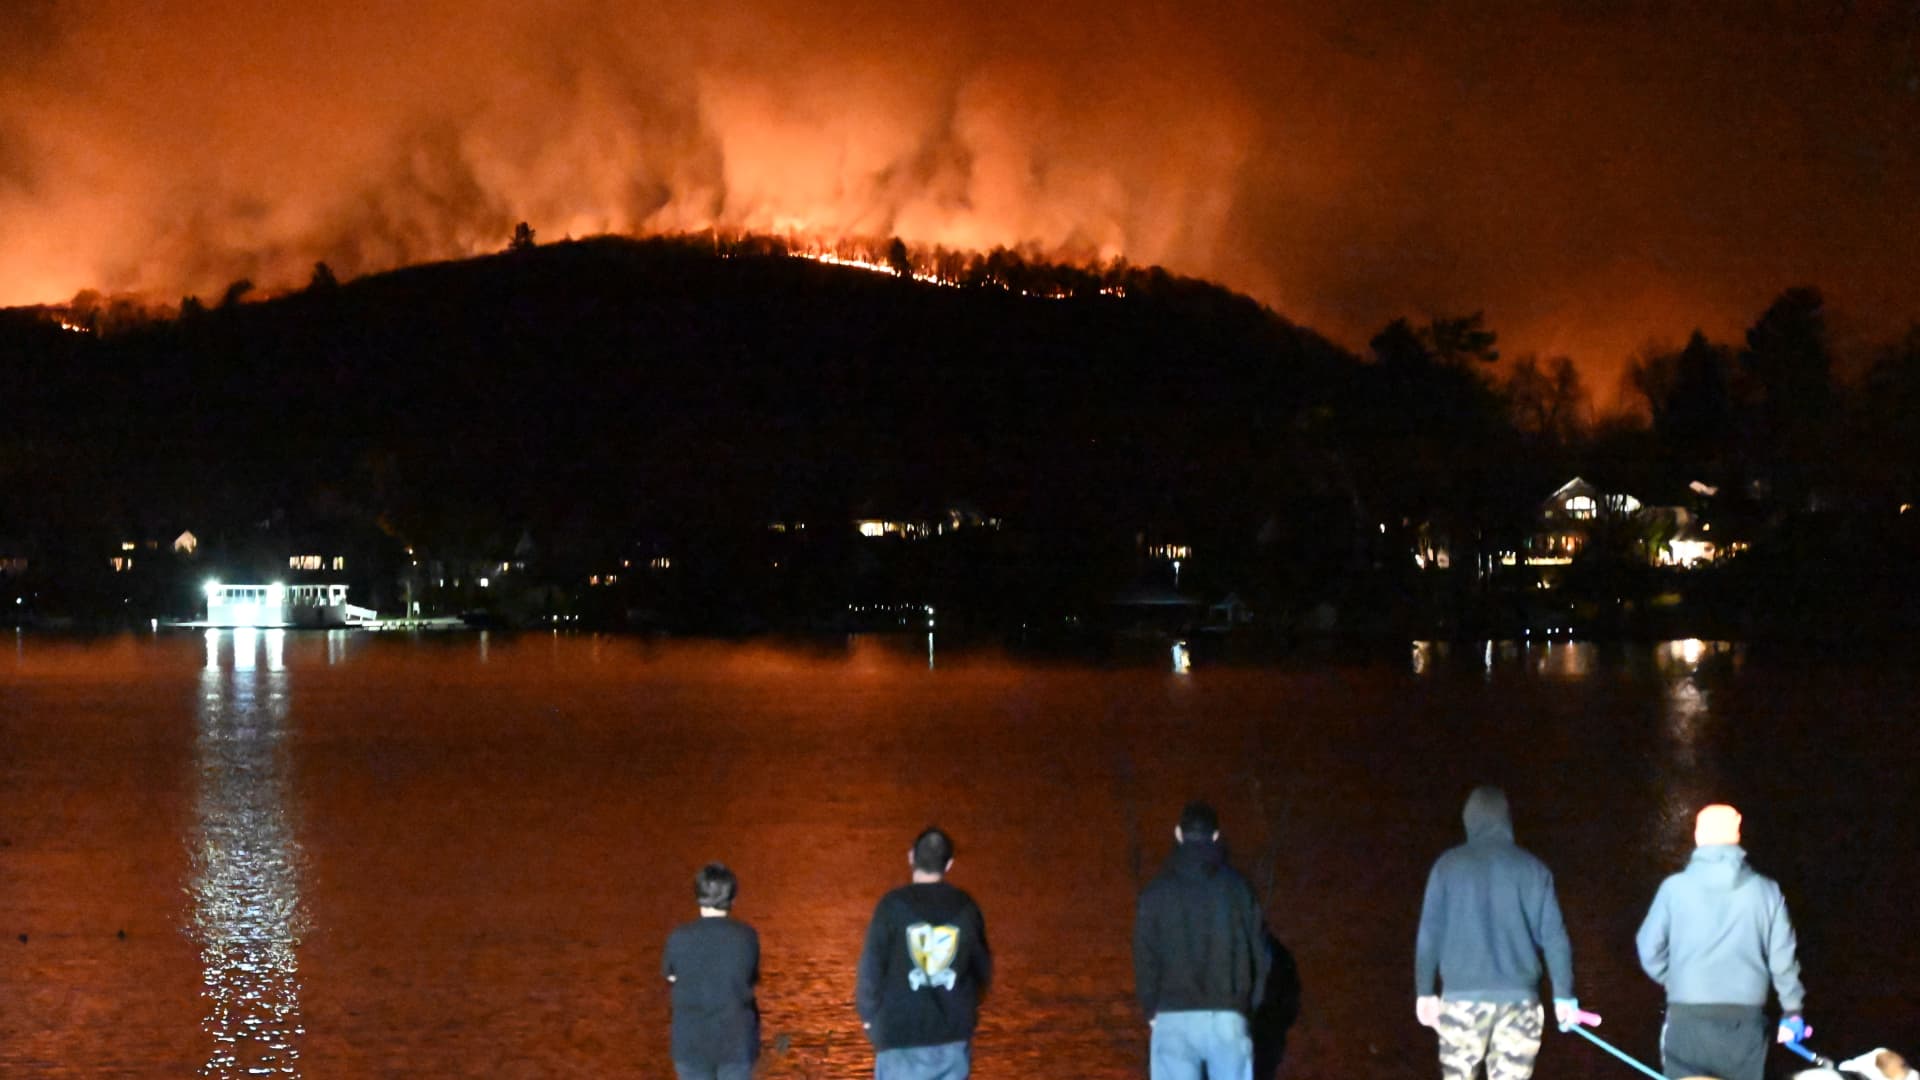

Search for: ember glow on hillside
xmin=3 ymin=1 xmax=1917 ymax=389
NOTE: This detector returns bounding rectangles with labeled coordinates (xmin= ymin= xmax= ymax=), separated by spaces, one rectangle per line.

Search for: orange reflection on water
xmin=190 ymin=630 xmax=306 ymax=1077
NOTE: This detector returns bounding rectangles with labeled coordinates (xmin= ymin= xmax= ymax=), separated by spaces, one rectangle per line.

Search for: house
xmin=1504 ymin=477 xmax=1735 ymax=572
xmin=1505 ymin=477 xmax=1645 ymax=567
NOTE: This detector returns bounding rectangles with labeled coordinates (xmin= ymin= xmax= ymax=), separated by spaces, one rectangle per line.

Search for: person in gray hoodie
xmin=1415 ymin=786 xmax=1576 ymax=1080
xmin=1637 ymin=803 xmax=1806 ymax=1080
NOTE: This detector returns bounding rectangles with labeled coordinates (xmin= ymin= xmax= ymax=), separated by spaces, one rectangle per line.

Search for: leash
xmin=1561 ymin=1012 xmax=1668 ymax=1080
xmin=1783 ymin=1040 xmax=1837 ymax=1069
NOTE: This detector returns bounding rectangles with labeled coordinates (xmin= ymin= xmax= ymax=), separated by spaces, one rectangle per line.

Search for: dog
xmin=1794 ymin=1048 xmax=1915 ymax=1080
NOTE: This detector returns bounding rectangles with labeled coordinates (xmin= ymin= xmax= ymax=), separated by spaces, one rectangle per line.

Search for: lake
xmin=2 ymin=630 xmax=1914 ymax=1077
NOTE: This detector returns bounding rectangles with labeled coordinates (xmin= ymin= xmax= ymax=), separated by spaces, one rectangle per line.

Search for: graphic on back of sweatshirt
xmin=906 ymin=923 xmax=959 ymax=990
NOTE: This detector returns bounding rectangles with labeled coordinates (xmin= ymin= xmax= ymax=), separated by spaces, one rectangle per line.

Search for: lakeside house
xmin=1500 ymin=477 xmax=1735 ymax=574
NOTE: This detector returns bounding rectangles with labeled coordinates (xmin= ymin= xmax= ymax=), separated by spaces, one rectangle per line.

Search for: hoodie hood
xmin=1463 ymin=786 xmax=1515 ymax=843
xmin=1683 ymin=844 xmax=1751 ymax=889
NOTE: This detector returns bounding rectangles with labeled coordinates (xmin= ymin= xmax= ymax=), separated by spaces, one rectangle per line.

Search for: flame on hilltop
xmin=732 ymin=232 xmax=1132 ymax=301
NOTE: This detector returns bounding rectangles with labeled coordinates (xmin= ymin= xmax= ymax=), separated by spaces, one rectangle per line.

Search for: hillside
xmin=2 ymin=236 xmax=1373 ymax=620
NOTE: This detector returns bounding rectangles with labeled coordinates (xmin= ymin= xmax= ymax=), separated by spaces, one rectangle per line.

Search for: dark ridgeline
xmin=1 ymin=237 xmax=1917 ymax=638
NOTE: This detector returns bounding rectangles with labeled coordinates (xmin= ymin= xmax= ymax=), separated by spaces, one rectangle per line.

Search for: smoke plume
xmin=2 ymin=1 xmax=1917 ymax=393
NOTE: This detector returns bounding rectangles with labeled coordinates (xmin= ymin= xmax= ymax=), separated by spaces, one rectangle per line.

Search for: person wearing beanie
xmin=1133 ymin=801 xmax=1272 ymax=1080
xmin=1637 ymin=804 xmax=1807 ymax=1080
xmin=1414 ymin=786 xmax=1576 ymax=1080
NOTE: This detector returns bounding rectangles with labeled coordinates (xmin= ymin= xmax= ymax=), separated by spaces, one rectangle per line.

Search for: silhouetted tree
xmin=178 ymin=295 xmax=206 ymax=320
xmin=1369 ymin=318 xmax=1430 ymax=373
xmin=1426 ymin=312 xmax=1500 ymax=367
xmin=1741 ymin=287 xmax=1834 ymax=506
xmin=1630 ymin=330 xmax=1739 ymax=473
xmin=508 ymin=221 xmax=537 ymax=252
xmin=308 ymin=261 xmax=339 ymax=292
xmin=1351 ymin=312 xmax=1523 ymax=626
xmin=1855 ymin=325 xmax=1920 ymax=502
xmin=1664 ymin=331 xmax=1737 ymax=464
xmin=219 ymin=278 xmax=254 ymax=309
xmin=887 ymin=237 xmax=911 ymax=279
xmin=1506 ymin=354 xmax=1587 ymax=446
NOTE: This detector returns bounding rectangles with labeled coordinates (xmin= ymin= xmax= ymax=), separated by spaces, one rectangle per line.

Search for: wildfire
xmin=796 ymin=250 xmax=951 ymax=287
xmin=778 ymin=235 xmax=1129 ymax=302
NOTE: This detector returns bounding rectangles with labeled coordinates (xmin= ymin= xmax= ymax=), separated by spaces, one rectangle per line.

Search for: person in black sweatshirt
xmin=1414 ymin=786 xmax=1575 ymax=1080
xmin=662 ymin=863 xmax=760 ymax=1080
xmin=1132 ymin=800 xmax=1271 ymax=1080
xmin=856 ymin=826 xmax=991 ymax=1080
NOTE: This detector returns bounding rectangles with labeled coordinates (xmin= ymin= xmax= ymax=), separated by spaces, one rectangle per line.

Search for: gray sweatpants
xmin=1662 ymin=1005 xmax=1767 ymax=1080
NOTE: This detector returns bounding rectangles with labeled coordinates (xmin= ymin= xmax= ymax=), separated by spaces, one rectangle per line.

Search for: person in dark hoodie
xmin=1133 ymin=800 xmax=1271 ymax=1080
xmin=1414 ymin=786 xmax=1576 ymax=1080
xmin=856 ymin=826 xmax=991 ymax=1080
xmin=1637 ymin=804 xmax=1806 ymax=1080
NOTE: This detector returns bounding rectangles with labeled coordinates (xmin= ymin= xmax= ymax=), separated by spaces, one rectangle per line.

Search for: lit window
xmin=1565 ymin=495 xmax=1596 ymax=519
xmin=289 ymin=555 xmax=322 ymax=570
xmin=120 ymin=540 xmax=137 ymax=551
xmin=651 ymin=557 xmax=672 ymax=570
xmin=331 ymin=556 xmax=346 ymax=571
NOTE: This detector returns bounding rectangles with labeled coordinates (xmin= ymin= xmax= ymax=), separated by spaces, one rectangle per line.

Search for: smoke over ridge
xmin=3 ymin=1 xmax=1918 ymax=393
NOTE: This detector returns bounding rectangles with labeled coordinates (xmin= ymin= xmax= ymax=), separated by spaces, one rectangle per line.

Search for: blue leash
xmin=1563 ymin=1022 xmax=1668 ymax=1080
xmin=1784 ymin=1041 xmax=1836 ymax=1068
xmin=1565 ymin=1018 xmax=1833 ymax=1078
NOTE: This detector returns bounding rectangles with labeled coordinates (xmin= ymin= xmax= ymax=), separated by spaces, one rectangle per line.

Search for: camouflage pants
xmin=1436 ymin=1000 xmax=1544 ymax=1080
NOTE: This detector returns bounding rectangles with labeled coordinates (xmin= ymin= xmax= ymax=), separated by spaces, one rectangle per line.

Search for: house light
xmin=479 ymin=577 xmax=490 ymax=588
xmin=205 ymin=581 xmax=222 ymax=598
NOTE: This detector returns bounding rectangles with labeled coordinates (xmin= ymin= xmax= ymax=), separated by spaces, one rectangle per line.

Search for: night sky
xmin=2 ymin=0 xmax=1916 ymax=394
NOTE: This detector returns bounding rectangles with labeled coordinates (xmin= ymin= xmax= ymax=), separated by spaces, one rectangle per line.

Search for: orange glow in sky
xmin=2 ymin=2 xmax=1916 ymax=399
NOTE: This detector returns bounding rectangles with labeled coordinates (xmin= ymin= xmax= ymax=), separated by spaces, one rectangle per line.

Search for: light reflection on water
xmin=1408 ymin=638 xmax=1740 ymax=682
xmin=1652 ymin=638 xmax=1739 ymax=863
xmin=191 ymin=629 xmax=307 ymax=1077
